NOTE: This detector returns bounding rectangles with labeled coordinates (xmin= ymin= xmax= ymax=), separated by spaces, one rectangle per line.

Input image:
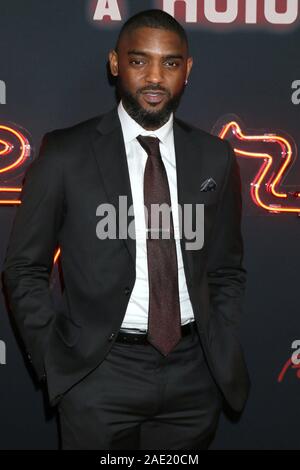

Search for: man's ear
xmin=186 ymin=56 xmax=193 ymax=82
xmin=108 ymin=49 xmax=119 ymax=77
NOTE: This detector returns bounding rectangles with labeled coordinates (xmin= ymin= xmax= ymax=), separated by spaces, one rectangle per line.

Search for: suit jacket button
xmin=124 ymin=287 xmax=130 ymax=295
xmin=108 ymin=333 xmax=115 ymax=341
xmin=27 ymin=353 xmax=32 ymax=362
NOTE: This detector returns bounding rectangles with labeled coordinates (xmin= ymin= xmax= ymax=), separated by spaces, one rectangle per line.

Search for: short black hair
xmin=115 ymin=9 xmax=189 ymax=54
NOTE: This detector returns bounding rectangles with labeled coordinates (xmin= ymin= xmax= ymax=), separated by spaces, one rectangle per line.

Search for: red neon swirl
xmin=218 ymin=121 xmax=300 ymax=214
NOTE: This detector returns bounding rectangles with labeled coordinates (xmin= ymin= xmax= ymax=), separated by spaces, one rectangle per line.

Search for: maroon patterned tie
xmin=136 ymin=135 xmax=182 ymax=355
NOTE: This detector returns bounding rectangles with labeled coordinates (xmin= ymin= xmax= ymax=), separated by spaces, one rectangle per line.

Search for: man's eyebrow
xmin=127 ymin=50 xmax=184 ymax=60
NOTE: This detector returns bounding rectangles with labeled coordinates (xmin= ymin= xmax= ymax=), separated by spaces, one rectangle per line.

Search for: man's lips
xmin=141 ymin=91 xmax=166 ymax=104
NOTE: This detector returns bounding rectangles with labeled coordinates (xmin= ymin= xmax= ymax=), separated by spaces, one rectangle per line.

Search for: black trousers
xmin=57 ymin=323 xmax=223 ymax=450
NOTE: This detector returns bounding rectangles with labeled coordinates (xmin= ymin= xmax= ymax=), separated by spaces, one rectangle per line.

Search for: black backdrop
xmin=0 ymin=0 xmax=300 ymax=450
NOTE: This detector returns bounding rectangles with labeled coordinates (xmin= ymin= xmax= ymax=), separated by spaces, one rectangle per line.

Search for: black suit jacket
xmin=2 ymin=105 xmax=250 ymax=411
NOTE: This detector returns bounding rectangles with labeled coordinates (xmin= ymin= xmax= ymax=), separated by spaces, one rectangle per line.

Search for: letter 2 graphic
xmin=214 ymin=115 xmax=300 ymax=214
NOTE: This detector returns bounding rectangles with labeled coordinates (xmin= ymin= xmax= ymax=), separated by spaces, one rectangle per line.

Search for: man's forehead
xmin=119 ymin=27 xmax=185 ymax=50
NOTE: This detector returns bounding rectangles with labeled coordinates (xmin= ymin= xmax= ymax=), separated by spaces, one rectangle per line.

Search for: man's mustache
xmin=139 ymin=87 xmax=170 ymax=95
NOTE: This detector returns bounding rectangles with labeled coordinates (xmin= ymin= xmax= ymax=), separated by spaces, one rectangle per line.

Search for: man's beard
xmin=117 ymin=80 xmax=185 ymax=130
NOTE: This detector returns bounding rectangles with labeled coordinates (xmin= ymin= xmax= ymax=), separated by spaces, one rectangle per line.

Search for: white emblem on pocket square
xmin=200 ymin=178 xmax=217 ymax=192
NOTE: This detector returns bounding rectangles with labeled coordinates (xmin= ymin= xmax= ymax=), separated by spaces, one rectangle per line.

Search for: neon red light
xmin=0 ymin=124 xmax=31 ymax=205
xmin=0 ymin=139 xmax=10 ymax=155
xmin=218 ymin=120 xmax=300 ymax=214
xmin=278 ymin=356 xmax=300 ymax=382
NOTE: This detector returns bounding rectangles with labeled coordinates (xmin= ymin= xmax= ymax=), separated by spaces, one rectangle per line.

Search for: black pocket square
xmin=200 ymin=177 xmax=217 ymax=192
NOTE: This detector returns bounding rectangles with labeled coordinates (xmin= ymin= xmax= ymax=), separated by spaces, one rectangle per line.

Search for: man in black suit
xmin=2 ymin=9 xmax=250 ymax=449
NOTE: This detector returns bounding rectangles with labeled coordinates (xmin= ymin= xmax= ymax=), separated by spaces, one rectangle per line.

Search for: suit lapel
xmin=173 ymin=119 xmax=206 ymax=286
xmin=92 ymin=106 xmax=136 ymax=265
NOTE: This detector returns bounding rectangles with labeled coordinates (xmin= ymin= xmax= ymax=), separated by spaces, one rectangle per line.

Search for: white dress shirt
xmin=117 ymin=99 xmax=195 ymax=332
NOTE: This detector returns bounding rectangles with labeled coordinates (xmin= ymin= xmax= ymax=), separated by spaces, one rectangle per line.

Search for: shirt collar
xmin=117 ymin=99 xmax=173 ymax=145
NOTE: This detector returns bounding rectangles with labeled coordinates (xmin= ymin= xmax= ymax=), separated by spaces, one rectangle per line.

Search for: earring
xmin=185 ymin=79 xmax=188 ymax=85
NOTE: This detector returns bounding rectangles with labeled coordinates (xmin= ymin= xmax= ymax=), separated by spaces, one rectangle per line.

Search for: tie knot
xmin=136 ymin=135 xmax=160 ymax=157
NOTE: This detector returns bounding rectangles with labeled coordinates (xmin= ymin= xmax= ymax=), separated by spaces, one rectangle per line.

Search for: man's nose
xmin=145 ymin=63 xmax=164 ymax=84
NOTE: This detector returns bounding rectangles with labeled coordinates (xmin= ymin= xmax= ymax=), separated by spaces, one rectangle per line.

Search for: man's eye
xmin=130 ymin=60 xmax=144 ymax=65
xmin=165 ymin=61 xmax=179 ymax=67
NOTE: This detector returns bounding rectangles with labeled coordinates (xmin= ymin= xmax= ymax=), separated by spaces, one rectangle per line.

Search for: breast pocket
xmin=198 ymin=190 xmax=219 ymax=206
